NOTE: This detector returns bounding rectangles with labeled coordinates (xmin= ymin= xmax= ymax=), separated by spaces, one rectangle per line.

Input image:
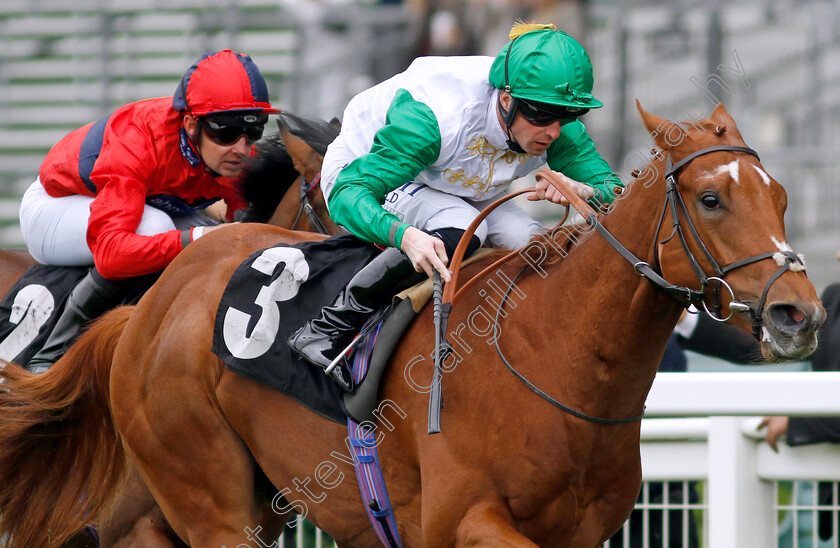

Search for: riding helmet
xmin=489 ymin=24 xmax=603 ymax=112
xmin=173 ymin=49 xmax=281 ymax=118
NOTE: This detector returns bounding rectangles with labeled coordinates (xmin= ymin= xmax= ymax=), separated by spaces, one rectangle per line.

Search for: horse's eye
xmin=701 ymin=193 xmax=720 ymax=210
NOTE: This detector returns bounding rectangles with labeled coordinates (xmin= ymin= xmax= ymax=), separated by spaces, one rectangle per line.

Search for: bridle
xmin=290 ymin=173 xmax=331 ymax=235
xmin=649 ymin=145 xmax=806 ymax=337
xmin=437 ymin=144 xmax=807 ymax=426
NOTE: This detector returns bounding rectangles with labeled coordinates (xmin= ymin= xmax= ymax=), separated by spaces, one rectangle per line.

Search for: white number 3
xmin=222 ymin=247 xmax=310 ymax=359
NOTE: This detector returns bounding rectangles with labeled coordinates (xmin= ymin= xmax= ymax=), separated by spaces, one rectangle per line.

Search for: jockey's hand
xmin=202 ymin=222 xmax=238 ymax=235
xmin=400 ymin=227 xmax=451 ymax=283
xmin=757 ymin=416 xmax=789 ymax=453
xmin=188 ymin=222 xmax=239 ymax=243
xmin=527 ymin=171 xmax=595 ymax=206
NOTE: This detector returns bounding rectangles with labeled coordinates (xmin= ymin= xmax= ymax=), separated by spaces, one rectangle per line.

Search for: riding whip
xmin=428 ymin=271 xmax=445 ymax=434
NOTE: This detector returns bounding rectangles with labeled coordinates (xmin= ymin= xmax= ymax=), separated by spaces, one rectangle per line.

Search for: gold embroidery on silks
xmin=444 ymin=137 xmax=529 ymax=200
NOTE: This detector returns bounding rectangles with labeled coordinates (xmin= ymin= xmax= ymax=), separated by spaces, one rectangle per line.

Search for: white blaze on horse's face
xmin=752 ymin=164 xmax=772 ymax=186
xmin=699 ymin=159 xmax=740 ymax=184
xmin=772 ymin=236 xmax=793 ymax=253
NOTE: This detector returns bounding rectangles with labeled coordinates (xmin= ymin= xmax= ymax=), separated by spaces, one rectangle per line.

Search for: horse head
xmin=268 ymin=113 xmax=343 ymax=235
xmin=636 ymin=101 xmax=825 ymax=361
xmin=238 ymin=112 xmax=343 ymax=235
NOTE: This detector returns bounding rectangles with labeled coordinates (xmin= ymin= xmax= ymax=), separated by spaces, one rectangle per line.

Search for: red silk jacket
xmin=38 ymin=97 xmax=247 ymax=279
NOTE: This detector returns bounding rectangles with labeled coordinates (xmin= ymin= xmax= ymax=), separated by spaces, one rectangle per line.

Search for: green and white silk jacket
xmin=322 ymin=56 xmax=621 ymax=249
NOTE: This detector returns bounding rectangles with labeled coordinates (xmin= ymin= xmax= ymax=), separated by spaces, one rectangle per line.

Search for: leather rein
xmin=291 ymin=173 xmax=332 ymax=235
xmin=441 ymin=144 xmax=805 ymax=425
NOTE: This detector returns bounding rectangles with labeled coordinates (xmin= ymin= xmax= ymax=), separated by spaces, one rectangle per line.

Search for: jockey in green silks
xmin=289 ymin=23 xmax=623 ymax=390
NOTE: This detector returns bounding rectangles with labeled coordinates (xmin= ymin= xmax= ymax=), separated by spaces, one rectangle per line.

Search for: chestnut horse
xmin=265 ymin=113 xmax=343 ymax=235
xmin=0 ymin=249 xmax=37 ymax=300
xmin=240 ymin=112 xmax=343 ymax=235
xmin=0 ymin=103 xmax=825 ymax=547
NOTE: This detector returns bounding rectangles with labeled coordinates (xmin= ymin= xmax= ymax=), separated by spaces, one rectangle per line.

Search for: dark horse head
xmin=237 ymin=112 xmax=340 ymax=224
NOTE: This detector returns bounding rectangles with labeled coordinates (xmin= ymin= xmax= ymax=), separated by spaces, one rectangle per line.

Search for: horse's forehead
xmin=695 ymin=159 xmax=772 ymax=188
xmin=702 ymin=160 xmax=739 ymax=183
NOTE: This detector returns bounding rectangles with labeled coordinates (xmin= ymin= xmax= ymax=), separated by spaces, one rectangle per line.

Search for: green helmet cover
xmin=489 ymin=28 xmax=603 ymax=111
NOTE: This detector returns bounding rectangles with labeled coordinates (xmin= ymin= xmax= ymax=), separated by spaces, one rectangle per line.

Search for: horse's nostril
xmin=769 ymin=304 xmax=806 ymax=330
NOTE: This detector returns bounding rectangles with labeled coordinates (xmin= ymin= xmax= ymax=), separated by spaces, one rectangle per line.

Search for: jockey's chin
xmin=523 ymin=140 xmax=552 ymax=156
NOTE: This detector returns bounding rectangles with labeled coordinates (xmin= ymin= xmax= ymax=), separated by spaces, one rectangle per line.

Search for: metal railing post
xmin=708 ymin=416 xmax=773 ymax=547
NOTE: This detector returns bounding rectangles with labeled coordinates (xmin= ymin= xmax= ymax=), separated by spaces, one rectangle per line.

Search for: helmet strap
xmin=496 ymin=91 xmax=526 ymax=154
xmin=498 ymin=36 xmax=526 ymax=154
xmin=183 ymin=117 xmax=222 ymax=177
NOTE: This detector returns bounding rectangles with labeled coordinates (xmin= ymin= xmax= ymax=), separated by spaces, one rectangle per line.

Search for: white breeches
xmin=381 ymin=182 xmax=541 ymax=250
xmin=19 ymin=179 xmax=216 ymax=266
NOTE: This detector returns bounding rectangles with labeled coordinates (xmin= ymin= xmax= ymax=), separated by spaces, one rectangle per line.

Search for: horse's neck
xmin=268 ymin=184 xmax=304 ymax=228
xmin=583 ymin=175 xmax=683 ymax=337
xmin=523 ymin=176 xmax=683 ymax=412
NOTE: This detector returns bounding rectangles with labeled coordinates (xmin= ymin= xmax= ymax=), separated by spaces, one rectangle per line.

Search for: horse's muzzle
xmin=761 ymin=301 xmax=826 ymax=361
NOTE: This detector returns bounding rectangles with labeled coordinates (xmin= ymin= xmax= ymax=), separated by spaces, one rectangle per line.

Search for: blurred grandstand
xmin=1 ymin=0 xmax=839 ymax=291
xmin=0 ymin=0 xmax=418 ymax=244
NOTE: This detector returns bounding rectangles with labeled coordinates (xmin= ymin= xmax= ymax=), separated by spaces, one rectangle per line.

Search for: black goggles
xmin=201 ymin=114 xmax=268 ymax=146
xmin=516 ymin=99 xmax=587 ymax=127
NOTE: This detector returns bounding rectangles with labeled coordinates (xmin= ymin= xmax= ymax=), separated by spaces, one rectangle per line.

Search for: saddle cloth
xmin=212 ymin=235 xmax=493 ymax=424
xmin=0 ymin=265 xmax=88 ymax=365
xmin=0 ymin=265 xmax=157 ymax=366
xmin=212 ymin=234 xmax=382 ymax=423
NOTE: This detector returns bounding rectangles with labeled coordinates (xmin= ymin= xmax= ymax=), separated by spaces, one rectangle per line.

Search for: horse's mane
xmin=455 ymin=221 xmax=591 ymax=294
xmin=238 ymin=112 xmax=340 ymax=223
xmin=238 ymin=134 xmax=298 ymax=222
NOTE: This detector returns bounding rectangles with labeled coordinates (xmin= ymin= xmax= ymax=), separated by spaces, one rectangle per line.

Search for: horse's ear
xmin=276 ymin=118 xmax=323 ymax=181
xmin=329 ymin=117 xmax=342 ymax=131
xmin=636 ymin=99 xmax=688 ymax=151
xmin=709 ymin=103 xmax=745 ymax=142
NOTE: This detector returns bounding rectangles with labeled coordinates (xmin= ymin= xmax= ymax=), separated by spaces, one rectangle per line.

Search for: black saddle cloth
xmin=0 ymin=265 xmax=88 ymax=365
xmin=0 ymin=265 xmax=157 ymax=366
xmin=212 ymin=234 xmax=383 ymax=423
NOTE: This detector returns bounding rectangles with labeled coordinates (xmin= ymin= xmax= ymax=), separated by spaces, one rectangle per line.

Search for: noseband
xmin=291 ymin=173 xmax=332 ymax=235
xmin=647 ymin=145 xmax=806 ymax=337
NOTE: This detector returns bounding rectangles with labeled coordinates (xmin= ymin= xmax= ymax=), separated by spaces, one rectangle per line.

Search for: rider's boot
xmin=288 ymin=229 xmax=480 ymax=390
xmin=26 ymin=268 xmax=128 ymax=374
xmin=288 ymin=247 xmax=425 ymax=389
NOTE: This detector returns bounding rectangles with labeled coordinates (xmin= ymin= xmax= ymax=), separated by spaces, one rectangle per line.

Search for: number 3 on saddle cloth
xmin=211 ymin=232 xmax=424 ymax=420
xmin=212 ymin=233 xmax=425 ymax=548
xmin=0 ymin=266 xmax=156 ymax=367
